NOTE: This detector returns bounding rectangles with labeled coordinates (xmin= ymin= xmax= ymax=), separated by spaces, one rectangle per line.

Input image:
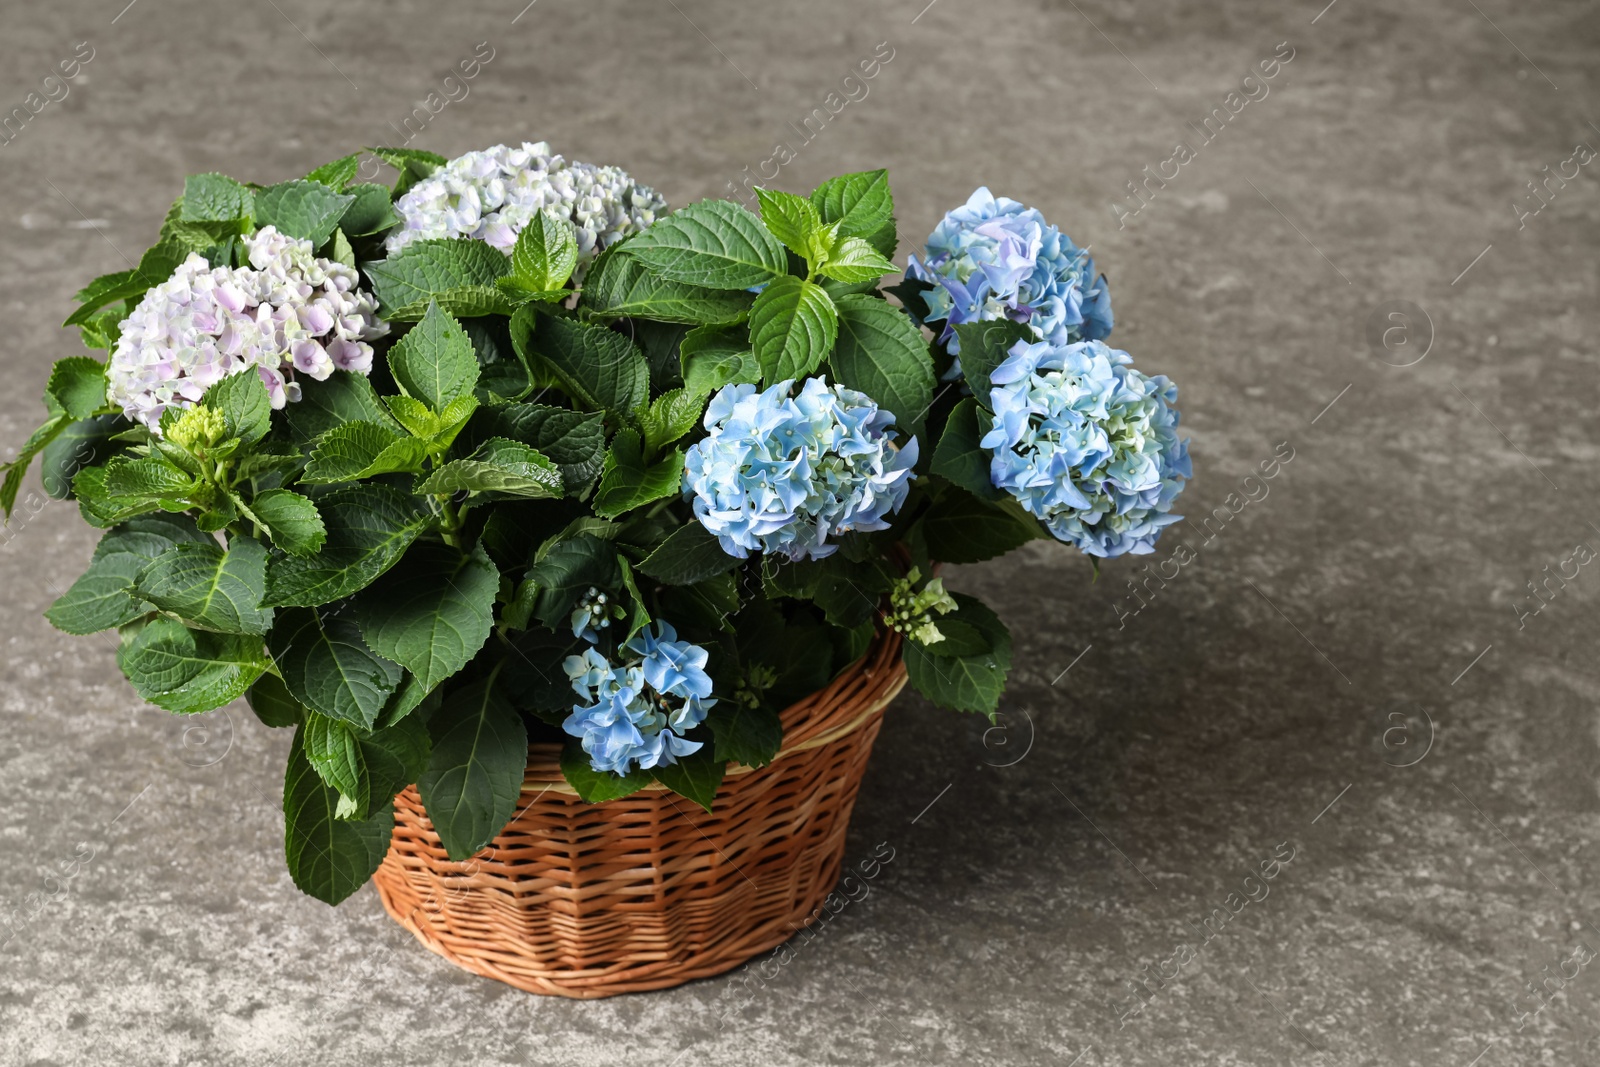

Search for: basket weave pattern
xmin=372 ymin=628 xmax=906 ymax=998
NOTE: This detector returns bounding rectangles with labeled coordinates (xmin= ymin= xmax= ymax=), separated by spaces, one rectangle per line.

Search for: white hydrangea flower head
xmin=107 ymin=226 xmax=389 ymax=432
xmin=384 ymin=141 xmax=668 ymax=276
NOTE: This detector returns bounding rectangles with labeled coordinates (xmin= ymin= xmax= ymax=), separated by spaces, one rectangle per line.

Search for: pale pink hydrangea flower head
xmin=106 ymin=226 xmax=389 ymax=432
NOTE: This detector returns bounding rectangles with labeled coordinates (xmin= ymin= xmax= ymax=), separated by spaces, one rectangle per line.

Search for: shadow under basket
xmin=372 ymin=628 xmax=907 ymax=998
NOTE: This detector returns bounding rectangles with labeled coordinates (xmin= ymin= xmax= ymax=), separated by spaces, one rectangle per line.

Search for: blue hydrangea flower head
xmin=980 ymin=338 xmax=1190 ymax=558
xmin=561 ymin=621 xmax=716 ymax=776
xmin=906 ymin=187 xmax=1111 ymax=372
xmin=682 ymin=377 xmax=919 ymax=561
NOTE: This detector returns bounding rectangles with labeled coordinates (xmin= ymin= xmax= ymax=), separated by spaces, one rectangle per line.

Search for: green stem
xmin=436 ymin=495 xmax=463 ymax=548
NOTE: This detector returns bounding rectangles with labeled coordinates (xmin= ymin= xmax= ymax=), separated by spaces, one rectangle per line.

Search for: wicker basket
xmin=371 ymin=627 xmax=906 ymax=998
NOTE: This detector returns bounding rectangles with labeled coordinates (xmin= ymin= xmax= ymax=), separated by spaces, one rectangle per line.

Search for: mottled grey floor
xmin=2 ymin=1 xmax=1597 ymax=1064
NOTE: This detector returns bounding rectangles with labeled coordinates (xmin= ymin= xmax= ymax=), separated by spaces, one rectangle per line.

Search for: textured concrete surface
xmin=2 ymin=1 xmax=1598 ymax=1064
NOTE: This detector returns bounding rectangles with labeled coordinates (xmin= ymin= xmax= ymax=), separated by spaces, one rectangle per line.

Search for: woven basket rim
xmin=514 ymin=625 xmax=904 ymax=797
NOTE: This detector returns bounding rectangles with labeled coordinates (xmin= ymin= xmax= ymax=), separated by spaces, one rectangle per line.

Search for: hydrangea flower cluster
xmin=907 ymin=187 xmax=1112 ymax=372
xmin=682 ymin=378 xmax=919 ymax=562
xmin=107 ymin=226 xmax=388 ymax=431
xmin=562 ymin=621 xmax=716 ymax=775
xmin=980 ymin=338 xmax=1190 ymax=558
xmin=384 ymin=141 xmax=667 ymax=276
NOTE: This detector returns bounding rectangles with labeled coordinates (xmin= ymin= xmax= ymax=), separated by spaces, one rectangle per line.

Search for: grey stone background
xmin=1 ymin=0 xmax=1596 ymax=1064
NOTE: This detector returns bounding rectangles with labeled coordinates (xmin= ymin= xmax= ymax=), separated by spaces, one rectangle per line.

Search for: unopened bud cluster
xmin=886 ymin=566 xmax=957 ymax=646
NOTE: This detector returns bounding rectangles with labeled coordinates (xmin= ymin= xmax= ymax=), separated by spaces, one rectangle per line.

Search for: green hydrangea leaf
xmin=302 ymin=421 xmax=430 ymax=484
xmin=384 ymin=393 xmax=477 ymax=445
xmin=284 ymin=371 xmax=402 ymax=442
xmin=419 ymin=677 xmax=529 ymax=861
xmin=302 ymin=711 xmax=372 ymax=817
xmin=200 ymin=368 xmax=272 ymax=446
xmin=623 ymin=199 xmax=788 ymax=290
xmin=657 ymin=571 xmax=740 ymax=634
xmin=750 ymin=276 xmax=837 ymax=384
xmin=762 ymin=555 xmax=890 ymax=629
xmin=617 ymin=556 xmax=651 ymax=640
xmin=300 ymin=711 xmax=420 ymax=821
xmin=44 ymin=526 xmax=170 ymax=635
xmin=102 ymin=454 xmax=197 ymax=502
xmin=580 ymin=248 xmax=754 ymax=325
xmin=903 ymin=593 xmax=1011 ymax=717
xmin=733 ymin=600 xmax=833 ymax=709
xmin=64 ymin=271 xmax=143 ymax=328
xmin=639 ymin=388 xmax=703 ymax=457
xmin=809 ymin=170 xmax=895 ymax=252
xmin=304 ymin=154 xmax=361 ymax=191
xmin=368 ymin=712 xmax=432 ymax=785
xmin=336 ymin=183 xmax=400 ymax=236
xmin=247 ymin=671 xmax=304 ymax=728
xmin=518 ymin=310 xmax=648 ymax=421
xmin=632 ymin=320 xmax=690 ymax=394
xmin=253 ymin=180 xmax=356 ymax=247
xmin=46 ymin=357 xmax=108 ymax=421
xmin=952 ymin=319 xmax=1036 ymax=402
xmin=830 ymin=294 xmax=934 ymax=437
xmin=593 ymin=429 xmax=682 ymax=519
xmin=362 ymin=238 xmax=513 ymax=321
xmin=327 ymin=229 xmax=357 ymax=269
xmin=283 ymin=729 xmax=394 ymax=905
xmin=884 ymin=275 xmax=934 ymax=329
xmin=135 ymin=535 xmax=273 ymax=636
xmin=387 ymin=301 xmax=480 ymax=414
xmin=524 ymin=534 xmax=621 ymax=631
xmin=181 ymin=173 xmax=254 ymax=225
xmin=40 ymin=415 xmax=125 ymax=499
xmin=707 ymin=698 xmax=784 ymax=769
xmin=76 ymin=307 xmax=125 ymax=350
xmin=368 ymin=146 xmax=446 ymax=195
xmin=560 ymin=739 xmax=652 ymax=803
xmin=680 ymin=325 xmax=760 ymax=397
xmin=650 ymin=740 xmax=723 ymax=812
xmin=70 ymin=465 xmax=155 ymax=528
xmin=378 ymin=672 xmax=439 ymax=730
xmin=510 ymin=210 xmax=579 ymax=291
xmin=262 ymin=484 xmax=430 ymax=607
xmin=416 ymin=437 xmax=563 ymax=498
xmin=247 ymin=489 xmax=326 ymax=557
xmin=461 ymin=403 xmax=606 ymax=494
xmin=637 ymin=522 xmax=741 ymax=585
xmin=351 ymin=542 xmax=498 ymax=693
xmin=817 ymin=236 xmax=898 ymax=284
xmin=930 ymin=397 xmax=1001 ymax=501
xmin=492 ymin=277 xmax=569 ymax=308
xmin=754 ymin=187 xmax=822 ymax=259
xmin=923 ymin=485 xmax=1041 ymax=563
xmin=116 ymin=616 xmax=272 ymax=714
xmin=368 ymin=146 xmax=448 ymax=170
xmin=268 ymin=606 xmax=403 ymax=729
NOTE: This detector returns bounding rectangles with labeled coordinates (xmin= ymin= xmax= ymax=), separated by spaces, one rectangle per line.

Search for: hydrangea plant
xmin=2 ymin=147 xmax=1189 ymax=907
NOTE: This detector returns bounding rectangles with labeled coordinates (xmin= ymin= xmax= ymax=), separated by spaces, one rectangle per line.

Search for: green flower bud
xmin=166 ymin=405 xmax=228 ymax=452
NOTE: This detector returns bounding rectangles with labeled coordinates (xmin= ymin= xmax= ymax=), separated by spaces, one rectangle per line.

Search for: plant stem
xmin=437 ymin=495 xmax=463 ymax=548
